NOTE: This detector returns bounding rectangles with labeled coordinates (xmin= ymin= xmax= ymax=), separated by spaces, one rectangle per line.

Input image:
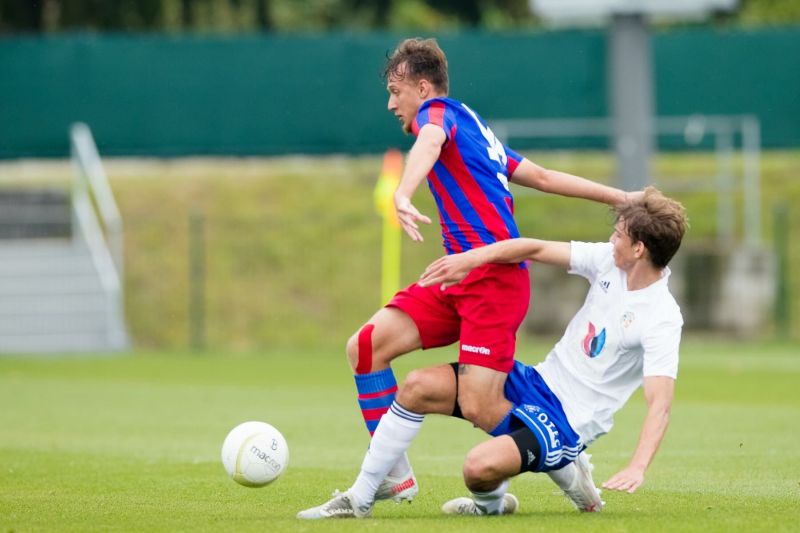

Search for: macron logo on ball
xmin=462 ymin=344 xmax=491 ymax=355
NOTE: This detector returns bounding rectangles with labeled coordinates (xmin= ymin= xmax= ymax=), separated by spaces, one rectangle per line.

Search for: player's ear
xmin=418 ymin=79 xmax=431 ymax=99
xmin=633 ymin=240 xmax=646 ymax=259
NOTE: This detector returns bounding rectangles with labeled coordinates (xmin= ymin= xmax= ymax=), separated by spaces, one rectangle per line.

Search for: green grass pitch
xmin=1 ymin=337 xmax=798 ymax=532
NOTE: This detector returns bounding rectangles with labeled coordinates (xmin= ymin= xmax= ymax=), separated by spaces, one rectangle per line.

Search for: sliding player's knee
xmin=463 ymin=448 xmax=503 ymax=491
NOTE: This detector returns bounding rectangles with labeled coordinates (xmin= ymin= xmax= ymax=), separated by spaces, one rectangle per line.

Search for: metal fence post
xmin=773 ymin=204 xmax=791 ymax=339
xmin=189 ymin=210 xmax=206 ymax=351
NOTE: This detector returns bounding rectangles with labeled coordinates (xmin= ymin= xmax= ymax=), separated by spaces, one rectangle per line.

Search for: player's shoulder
xmin=415 ymin=97 xmax=469 ymax=137
xmin=419 ymin=96 xmax=461 ymax=113
xmin=570 ymin=241 xmax=614 ymax=272
xmin=594 ymin=242 xmax=615 ymax=267
xmin=658 ymin=286 xmax=683 ymax=320
xmin=572 ymin=241 xmax=613 ymax=256
xmin=645 ymin=279 xmax=684 ymax=327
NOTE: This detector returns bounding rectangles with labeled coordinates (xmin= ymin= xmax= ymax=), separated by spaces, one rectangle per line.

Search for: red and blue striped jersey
xmin=412 ymin=97 xmax=523 ymax=255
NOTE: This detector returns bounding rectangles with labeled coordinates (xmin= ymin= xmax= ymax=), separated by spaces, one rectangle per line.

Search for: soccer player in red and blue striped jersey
xmin=345 ymin=38 xmax=637 ymax=505
xmin=407 ymin=97 xmax=522 ymax=254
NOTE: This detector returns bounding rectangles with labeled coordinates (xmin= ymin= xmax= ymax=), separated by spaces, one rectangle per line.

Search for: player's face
xmin=610 ymin=219 xmax=638 ymax=270
xmin=386 ymin=64 xmax=426 ymax=134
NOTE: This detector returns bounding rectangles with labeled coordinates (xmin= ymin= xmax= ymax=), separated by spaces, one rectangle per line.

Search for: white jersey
xmin=534 ymin=241 xmax=683 ymax=445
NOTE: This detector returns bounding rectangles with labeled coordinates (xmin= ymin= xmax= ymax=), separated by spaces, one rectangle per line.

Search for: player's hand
xmin=602 ymin=466 xmax=645 ymax=493
xmin=394 ymin=195 xmax=431 ymax=242
xmin=418 ymin=251 xmax=479 ymax=290
xmin=621 ymin=190 xmax=644 ymax=205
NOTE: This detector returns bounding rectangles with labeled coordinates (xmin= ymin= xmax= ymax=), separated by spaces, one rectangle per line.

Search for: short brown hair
xmin=615 ymin=187 xmax=688 ymax=268
xmin=383 ymin=37 xmax=449 ymax=94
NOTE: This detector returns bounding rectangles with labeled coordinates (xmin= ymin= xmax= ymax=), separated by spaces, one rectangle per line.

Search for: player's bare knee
xmin=396 ymin=369 xmax=431 ymax=411
xmin=348 ymin=323 xmax=379 ymax=374
xmin=345 ymin=333 xmax=360 ymax=371
xmin=350 ymin=323 xmax=400 ymax=374
xmin=401 ymin=368 xmax=431 ymax=396
xmin=463 ymin=449 xmax=501 ymax=491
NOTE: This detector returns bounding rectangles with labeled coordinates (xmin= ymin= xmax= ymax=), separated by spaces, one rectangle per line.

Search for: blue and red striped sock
xmin=354 ymin=368 xmax=398 ymax=435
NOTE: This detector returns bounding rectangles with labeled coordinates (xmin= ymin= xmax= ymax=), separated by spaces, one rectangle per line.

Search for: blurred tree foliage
xmin=0 ymin=0 xmax=533 ymax=32
xmin=0 ymin=0 xmax=798 ymax=33
xmin=736 ymin=0 xmax=800 ymax=24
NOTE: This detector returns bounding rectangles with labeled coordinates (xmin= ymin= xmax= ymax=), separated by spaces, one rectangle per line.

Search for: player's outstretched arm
xmin=418 ymin=238 xmax=571 ymax=289
xmin=602 ymin=376 xmax=675 ymax=494
xmin=393 ymin=124 xmax=445 ymax=242
xmin=509 ymin=158 xmax=639 ymax=206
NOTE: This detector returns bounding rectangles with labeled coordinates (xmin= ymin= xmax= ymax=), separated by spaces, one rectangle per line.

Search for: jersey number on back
xmin=461 ymin=103 xmax=510 ymax=190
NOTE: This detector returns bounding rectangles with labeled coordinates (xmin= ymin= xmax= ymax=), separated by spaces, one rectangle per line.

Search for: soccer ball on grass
xmin=221 ymin=421 xmax=289 ymax=487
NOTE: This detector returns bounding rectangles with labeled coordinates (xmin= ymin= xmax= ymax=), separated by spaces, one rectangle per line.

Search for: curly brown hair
xmin=615 ymin=187 xmax=688 ymax=268
xmin=382 ymin=37 xmax=449 ymax=95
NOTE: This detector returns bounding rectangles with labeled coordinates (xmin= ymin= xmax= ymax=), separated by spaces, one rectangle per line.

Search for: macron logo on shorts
xmin=462 ymin=344 xmax=491 ymax=355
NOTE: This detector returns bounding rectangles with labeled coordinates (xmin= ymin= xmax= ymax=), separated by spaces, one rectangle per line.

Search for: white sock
xmin=349 ymin=402 xmax=423 ymax=505
xmin=387 ymin=452 xmax=412 ymax=478
xmin=472 ymin=479 xmax=510 ymax=515
xmin=547 ymin=462 xmax=577 ymax=491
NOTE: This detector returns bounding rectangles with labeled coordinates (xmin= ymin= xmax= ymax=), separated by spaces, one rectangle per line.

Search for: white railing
xmin=70 ymin=123 xmax=128 ymax=349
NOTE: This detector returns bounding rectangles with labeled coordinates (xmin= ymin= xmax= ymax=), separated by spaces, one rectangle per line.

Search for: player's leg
xmin=462 ymin=435 xmax=523 ymax=491
xmin=344 ymin=307 xmax=421 ymax=503
xmin=441 ymin=434 xmax=524 ymax=516
xmin=348 ymin=365 xmax=457 ymax=503
xmin=455 ymin=364 xmax=512 ymax=432
xmin=547 ymin=452 xmax=604 ymax=512
xmin=297 ymin=365 xmax=458 ymax=519
xmin=347 ymin=307 xmax=422 ymax=437
xmin=395 ymin=364 xmax=459 ymax=414
xmin=300 ymin=283 xmax=461 ymax=518
xmin=503 ymin=363 xmax=604 ymax=512
xmin=451 ymin=263 xmax=530 ymax=432
xmin=346 ymin=306 xmax=423 ymax=374
xmin=347 ymin=281 xmax=459 ymax=436
xmin=296 ymin=403 xmax=424 ymax=518
xmin=347 ymin=284 xmax=460 ymax=497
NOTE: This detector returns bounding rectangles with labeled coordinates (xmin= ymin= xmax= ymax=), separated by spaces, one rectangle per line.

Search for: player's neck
xmin=624 ymin=262 xmax=663 ymax=291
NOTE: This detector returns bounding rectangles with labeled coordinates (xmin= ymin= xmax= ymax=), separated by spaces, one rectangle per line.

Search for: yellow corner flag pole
xmin=374 ymin=149 xmax=403 ymax=305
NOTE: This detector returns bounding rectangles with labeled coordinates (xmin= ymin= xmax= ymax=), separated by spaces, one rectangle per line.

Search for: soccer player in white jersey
xmin=297 ymin=187 xmax=687 ymax=518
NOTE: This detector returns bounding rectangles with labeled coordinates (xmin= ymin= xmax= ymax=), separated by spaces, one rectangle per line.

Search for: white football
xmin=221 ymin=421 xmax=289 ymax=487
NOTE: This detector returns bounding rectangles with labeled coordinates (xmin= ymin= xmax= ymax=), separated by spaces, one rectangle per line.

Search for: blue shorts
xmin=494 ymin=361 xmax=584 ymax=472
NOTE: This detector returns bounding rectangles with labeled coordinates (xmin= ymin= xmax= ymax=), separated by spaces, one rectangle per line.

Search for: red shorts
xmin=387 ymin=262 xmax=530 ymax=373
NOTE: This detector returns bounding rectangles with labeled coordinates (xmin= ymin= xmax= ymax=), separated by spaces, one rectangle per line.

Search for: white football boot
xmin=375 ymin=466 xmax=419 ymax=503
xmin=548 ymin=451 xmax=604 ymax=512
xmin=441 ymin=493 xmax=519 ymax=516
xmin=296 ymin=490 xmax=372 ymax=520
